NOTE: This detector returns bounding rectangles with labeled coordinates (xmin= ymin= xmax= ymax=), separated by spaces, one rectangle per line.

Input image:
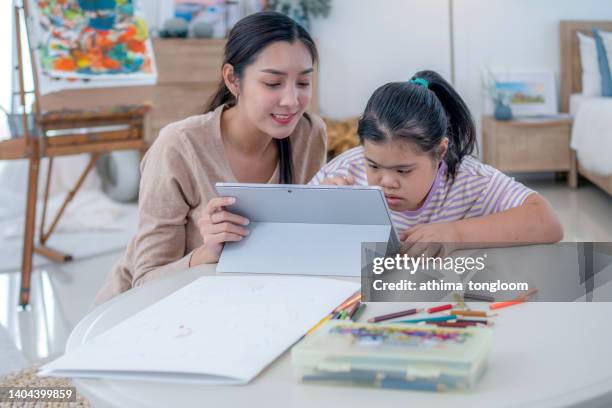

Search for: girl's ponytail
xmin=413 ymin=70 xmax=477 ymax=176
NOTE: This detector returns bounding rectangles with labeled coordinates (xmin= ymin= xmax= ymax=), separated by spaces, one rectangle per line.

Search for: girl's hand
xmin=320 ymin=175 xmax=355 ymax=186
xmin=190 ymin=197 xmax=250 ymax=266
xmin=399 ymin=222 xmax=461 ymax=258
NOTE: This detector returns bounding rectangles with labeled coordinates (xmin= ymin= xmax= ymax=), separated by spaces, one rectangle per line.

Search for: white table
xmin=67 ymin=264 xmax=612 ymax=408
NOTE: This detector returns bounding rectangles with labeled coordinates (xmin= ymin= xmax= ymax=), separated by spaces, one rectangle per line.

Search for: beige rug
xmin=0 ymin=366 xmax=90 ymax=408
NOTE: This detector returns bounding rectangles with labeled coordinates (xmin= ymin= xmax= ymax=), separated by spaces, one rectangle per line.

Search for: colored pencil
xmin=347 ymin=302 xmax=361 ymax=320
xmin=430 ymin=322 xmax=470 ymax=328
xmin=515 ymin=288 xmax=538 ymax=301
xmin=397 ymin=315 xmax=457 ymax=324
xmin=490 ymin=300 xmax=523 ymax=310
xmin=367 ymin=308 xmax=421 ymax=323
xmin=489 ymin=288 xmax=539 ymax=310
xmin=334 ymin=292 xmax=361 ymax=313
xmin=351 ymin=303 xmax=367 ymax=322
xmin=450 ymin=310 xmax=490 ymax=317
xmin=427 ymin=304 xmax=453 ymax=314
xmin=307 ymin=314 xmax=332 ymax=335
xmin=463 ymin=292 xmax=495 ymax=302
xmin=456 ymin=319 xmax=492 ymax=326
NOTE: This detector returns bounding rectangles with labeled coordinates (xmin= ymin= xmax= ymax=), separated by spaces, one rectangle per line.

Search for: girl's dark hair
xmin=357 ymin=70 xmax=477 ymax=178
xmin=207 ymin=11 xmax=318 ymax=184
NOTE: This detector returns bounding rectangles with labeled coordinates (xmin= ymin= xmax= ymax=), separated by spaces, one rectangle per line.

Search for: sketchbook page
xmin=42 ymin=370 xmax=244 ymax=385
xmin=40 ymin=276 xmax=359 ymax=384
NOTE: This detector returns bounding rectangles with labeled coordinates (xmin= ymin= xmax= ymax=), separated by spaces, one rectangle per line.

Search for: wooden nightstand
xmin=481 ymin=116 xmax=576 ymax=187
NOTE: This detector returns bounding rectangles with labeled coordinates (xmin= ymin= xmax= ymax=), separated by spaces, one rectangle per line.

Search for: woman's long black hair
xmin=357 ymin=70 xmax=477 ymax=178
xmin=206 ymin=12 xmax=318 ymax=184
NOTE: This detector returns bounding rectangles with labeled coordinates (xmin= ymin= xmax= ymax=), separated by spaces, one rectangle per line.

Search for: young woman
xmin=95 ymin=12 xmax=326 ymax=305
xmin=310 ymin=70 xmax=563 ymax=257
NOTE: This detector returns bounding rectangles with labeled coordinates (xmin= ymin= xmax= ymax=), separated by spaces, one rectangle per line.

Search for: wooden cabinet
xmin=148 ymin=39 xmax=226 ymax=143
xmin=482 ymin=116 xmax=574 ymax=184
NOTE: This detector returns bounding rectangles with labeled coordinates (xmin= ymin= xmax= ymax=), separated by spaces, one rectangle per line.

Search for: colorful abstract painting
xmin=27 ymin=0 xmax=157 ymax=92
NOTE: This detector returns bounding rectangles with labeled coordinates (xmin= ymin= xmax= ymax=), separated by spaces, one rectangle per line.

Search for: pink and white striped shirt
xmin=309 ymin=146 xmax=535 ymax=232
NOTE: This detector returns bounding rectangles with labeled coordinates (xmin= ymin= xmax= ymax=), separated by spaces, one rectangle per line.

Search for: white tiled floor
xmin=0 ymin=252 xmax=122 ymax=366
xmin=0 ymin=178 xmax=611 ymax=368
xmin=530 ymin=179 xmax=612 ymax=241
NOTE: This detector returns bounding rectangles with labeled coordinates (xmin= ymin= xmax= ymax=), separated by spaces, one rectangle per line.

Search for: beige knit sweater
xmin=94 ymin=105 xmax=327 ymax=305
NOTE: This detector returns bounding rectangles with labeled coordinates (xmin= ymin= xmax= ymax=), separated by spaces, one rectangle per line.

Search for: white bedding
xmin=569 ymin=93 xmax=601 ymax=116
xmin=570 ymin=95 xmax=612 ymax=176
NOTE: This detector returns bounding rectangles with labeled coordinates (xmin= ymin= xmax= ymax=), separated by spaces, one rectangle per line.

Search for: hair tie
xmin=409 ymin=77 xmax=429 ymax=89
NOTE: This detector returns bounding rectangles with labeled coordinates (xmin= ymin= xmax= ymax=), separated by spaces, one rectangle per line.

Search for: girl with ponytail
xmin=95 ymin=12 xmax=327 ymax=304
xmin=311 ymin=70 xmax=562 ymax=256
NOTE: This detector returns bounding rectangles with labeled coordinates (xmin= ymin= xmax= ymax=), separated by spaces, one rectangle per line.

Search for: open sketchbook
xmin=39 ymin=276 xmax=359 ymax=384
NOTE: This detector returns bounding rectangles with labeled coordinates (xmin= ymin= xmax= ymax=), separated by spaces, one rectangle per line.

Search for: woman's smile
xmin=270 ymin=112 xmax=298 ymax=125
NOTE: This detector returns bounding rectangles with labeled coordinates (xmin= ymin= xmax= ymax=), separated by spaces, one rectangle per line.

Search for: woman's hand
xmin=190 ymin=197 xmax=250 ymax=266
xmin=399 ymin=222 xmax=461 ymax=258
xmin=320 ymin=175 xmax=355 ymax=186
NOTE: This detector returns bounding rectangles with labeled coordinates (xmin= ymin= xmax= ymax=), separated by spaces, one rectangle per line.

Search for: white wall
xmin=311 ymin=0 xmax=452 ymax=119
xmin=140 ymin=0 xmax=453 ymax=120
xmin=0 ymin=0 xmax=13 ymax=184
xmin=453 ymin=0 xmax=612 ymax=148
xmin=0 ymin=1 xmax=13 ymax=131
xmin=311 ymin=0 xmax=612 ymax=147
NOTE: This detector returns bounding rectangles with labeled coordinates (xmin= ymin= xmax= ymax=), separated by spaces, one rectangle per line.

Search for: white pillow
xmin=577 ymin=32 xmax=601 ymax=97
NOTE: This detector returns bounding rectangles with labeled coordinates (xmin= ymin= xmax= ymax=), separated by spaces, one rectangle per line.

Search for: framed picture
xmin=494 ymin=72 xmax=558 ymax=116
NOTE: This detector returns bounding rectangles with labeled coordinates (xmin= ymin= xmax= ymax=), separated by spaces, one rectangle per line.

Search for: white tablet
xmin=215 ymin=183 xmax=399 ymax=277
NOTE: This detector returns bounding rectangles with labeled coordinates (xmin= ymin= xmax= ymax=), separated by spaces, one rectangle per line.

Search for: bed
xmin=560 ymin=21 xmax=612 ymax=196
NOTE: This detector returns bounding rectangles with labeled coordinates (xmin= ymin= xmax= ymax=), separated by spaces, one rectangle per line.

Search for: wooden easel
xmin=1 ymin=2 xmax=151 ymax=307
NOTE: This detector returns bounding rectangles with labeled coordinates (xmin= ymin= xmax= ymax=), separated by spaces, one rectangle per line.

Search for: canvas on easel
xmin=22 ymin=0 xmax=157 ymax=111
xmin=26 ymin=0 xmax=157 ymax=94
xmin=1 ymin=0 xmax=157 ymax=306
